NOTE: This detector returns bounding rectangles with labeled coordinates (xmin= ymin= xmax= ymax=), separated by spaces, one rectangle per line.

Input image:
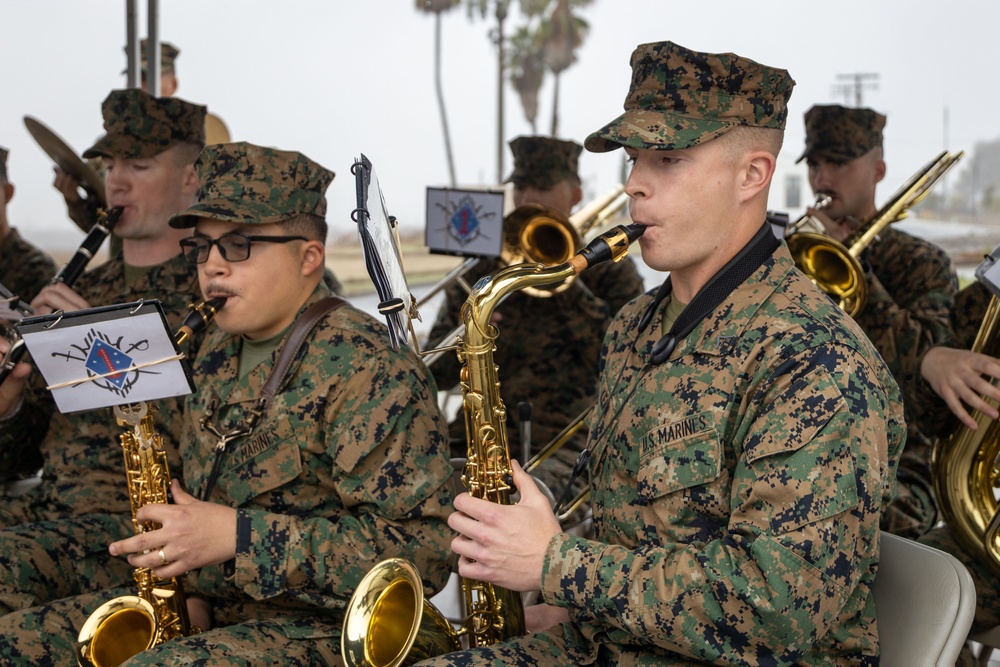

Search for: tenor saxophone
xmin=75 ymin=298 xmax=225 ymax=667
xmin=341 ymin=224 xmax=645 ymax=667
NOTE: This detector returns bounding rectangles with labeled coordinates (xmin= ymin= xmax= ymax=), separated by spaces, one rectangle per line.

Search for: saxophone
xmin=75 ymin=297 xmax=225 ymax=667
xmin=341 ymin=224 xmax=645 ymax=667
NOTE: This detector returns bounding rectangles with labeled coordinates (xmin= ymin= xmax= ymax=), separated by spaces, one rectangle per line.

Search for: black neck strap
xmin=639 ymin=222 xmax=780 ymax=365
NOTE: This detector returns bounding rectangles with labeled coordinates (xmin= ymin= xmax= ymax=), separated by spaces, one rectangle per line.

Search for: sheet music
xmin=17 ymin=300 xmax=194 ymax=413
xmin=353 ymin=154 xmax=413 ymax=348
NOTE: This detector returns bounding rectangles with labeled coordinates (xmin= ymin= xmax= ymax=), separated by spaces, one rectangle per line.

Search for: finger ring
xmin=158 ymin=548 xmax=168 ymax=565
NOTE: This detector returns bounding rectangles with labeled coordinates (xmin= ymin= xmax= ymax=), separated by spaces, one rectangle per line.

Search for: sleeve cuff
xmin=539 ymin=532 xmax=604 ymax=612
xmin=232 ymin=507 xmax=293 ymax=600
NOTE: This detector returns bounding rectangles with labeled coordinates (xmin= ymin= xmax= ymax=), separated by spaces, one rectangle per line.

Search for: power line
xmin=831 ymin=72 xmax=880 ymax=107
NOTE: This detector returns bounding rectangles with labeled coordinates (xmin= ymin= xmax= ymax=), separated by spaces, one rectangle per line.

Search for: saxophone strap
xmin=199 ymin=295 xmax=348 ymax=501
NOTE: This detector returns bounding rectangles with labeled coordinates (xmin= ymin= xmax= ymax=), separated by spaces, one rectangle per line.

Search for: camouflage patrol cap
xmin=797 ymin=104 xmax=886 ymax=164
xmin=585 ymin=41 xmax=795 ymax=153
xmin=505 ymin=136 xmax=582 ymax=187
xmin=169 ymin=142 xmax=335 ymax=228
xmin=0 ymin=146 xmax=8 ymax=183
xmin=83 ymin=89 xmax=206 ymax=160
xmin=121 ymin=39 xmax=180 ymax=74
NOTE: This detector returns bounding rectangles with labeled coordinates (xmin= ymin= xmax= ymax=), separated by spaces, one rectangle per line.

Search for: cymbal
xmin=23 ymin=115 xmax=107 ymax=207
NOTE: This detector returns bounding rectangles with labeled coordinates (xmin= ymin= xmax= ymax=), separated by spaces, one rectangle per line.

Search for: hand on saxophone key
xmin=108 ymin=479 xmax=238 ymax=579
xmin=449 ymin=460 xmax=561 ymax=593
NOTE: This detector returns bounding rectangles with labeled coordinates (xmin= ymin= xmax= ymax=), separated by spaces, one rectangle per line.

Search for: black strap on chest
xmin=638 ymin=222 xmax=781 ymax=365
xmin=199 ymin=295 xmax=348 ymax=500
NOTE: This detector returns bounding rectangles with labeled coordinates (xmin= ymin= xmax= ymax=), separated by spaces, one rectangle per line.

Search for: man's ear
xmin=183 ymin=163 xmax=199 ymax=194
xmin=300 ymin=240 xmax=326 ymax=277
xmin=739 ymin=151 xmax=776 ymax=203
xmin=570 ymin=183 xmax=583 ymax=208
xmin=874 ymin=158 xmax=887 ymax=185
xmin=2 ymin=183 xmax=14 ymax=204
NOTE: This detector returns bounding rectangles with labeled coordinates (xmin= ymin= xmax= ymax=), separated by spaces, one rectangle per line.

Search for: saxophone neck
xmin=462 ymin=223 xmax=645 ymax=340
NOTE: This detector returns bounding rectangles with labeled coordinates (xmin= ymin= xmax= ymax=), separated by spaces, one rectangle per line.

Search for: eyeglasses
xmin=179 ymin=233 xmax=308 ymax=264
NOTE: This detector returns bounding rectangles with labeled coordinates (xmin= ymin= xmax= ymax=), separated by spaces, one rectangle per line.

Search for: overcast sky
xmin=2 ymin=0 xmax=997 ymax=251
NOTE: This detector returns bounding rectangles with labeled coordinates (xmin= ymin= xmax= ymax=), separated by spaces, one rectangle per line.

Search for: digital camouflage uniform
xmin=853 ymin=226 xmax=956 ymax=538
xmin=0 ymin=227 xmax=56 ymax=306
xmin=0 ymin=142 xmax=456 ymax=665
xmin=798 ymin=104 xmax=958 ymax=539
xmin=0 ymin=285 xmax=455 ymax=666
xmin=427 ymin=136 xmax=644 ymax=504
xmin=0 ymin=147 xmax=57 ymax=304
xmin=417 ymin=40 xmax=904 ymax=667
xmin=0 ymin=89 xmax=207 ymax=615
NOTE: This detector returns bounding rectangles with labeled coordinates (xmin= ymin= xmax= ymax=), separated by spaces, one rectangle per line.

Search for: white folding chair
xmin=874 ymin=531 xmax=977 ymax=666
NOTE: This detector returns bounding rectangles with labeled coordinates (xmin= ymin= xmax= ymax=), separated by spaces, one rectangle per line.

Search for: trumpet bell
xmin=500 ymin=204 xmax=582 ymax=296
xmin=76 ymin=595 xmax=156 ymax=667
xmin=342 ymin=558 xmax=462 ymax=667
xmin=786 ymin=231 xmax=867 ymax=316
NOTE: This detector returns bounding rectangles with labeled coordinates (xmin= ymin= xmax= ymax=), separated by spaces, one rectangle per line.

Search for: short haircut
xmin=281 ymin=213 xmax=327 ymax=244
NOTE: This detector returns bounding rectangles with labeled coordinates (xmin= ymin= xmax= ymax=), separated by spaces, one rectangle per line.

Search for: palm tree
xmin=507 ymin=25 xmax=545 ymax=133
xmin=540 ymin=0 xmax=590 ymax=136
xmin=416 ymin=0 xmax=462 ymax=186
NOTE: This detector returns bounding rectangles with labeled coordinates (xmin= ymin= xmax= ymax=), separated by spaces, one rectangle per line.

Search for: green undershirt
xmin=661 ymin=295 xmax=687 ymax=335
xmin=238 ymin=326 xmax=290 ymax=380
xmin=123 ymin=262 xmax=155 ymax=287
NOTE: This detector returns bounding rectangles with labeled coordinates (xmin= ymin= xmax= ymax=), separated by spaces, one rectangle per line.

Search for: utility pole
xmin=831 ymin=72 xmax=879 ymax=107
xmin=492 ymin=2 xmax=508 ymax=185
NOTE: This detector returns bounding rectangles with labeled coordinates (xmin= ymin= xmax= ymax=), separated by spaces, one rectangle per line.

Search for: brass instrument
xmin=782 ymin=194 xmax=831 ymax=237
xmin=341 ymin=224 xmax=646 ymax=667
xmin=932 ymin=252 xmax=1000 ymax=575
xmin=499 ymin=184 xmax=629 ymax=298
xmin=421 ymin=185 xmax=629 ymax=365
xmin=76 ymin=298 xmax=225 ymax=667
xmin=786 ymin=150 xmax=963 ymax=316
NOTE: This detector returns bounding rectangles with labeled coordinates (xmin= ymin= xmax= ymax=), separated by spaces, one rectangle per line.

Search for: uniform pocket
xmin=741 ymin=366 xmax=859 ymax=534
xmin=219 ymin=413 xmax=304 ymax=506
xmin=637 ymin=413 xmax=722 ymax=500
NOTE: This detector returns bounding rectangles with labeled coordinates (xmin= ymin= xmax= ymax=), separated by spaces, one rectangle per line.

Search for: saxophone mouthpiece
xmin=174 ymin=297 xmax=226 ymax=347
xmin=572 ymin=223 xmax=645 ymax=272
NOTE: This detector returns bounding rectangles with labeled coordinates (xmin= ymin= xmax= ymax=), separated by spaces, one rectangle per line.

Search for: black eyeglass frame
xmin=179 ymin=233 xmax=309 ymax=264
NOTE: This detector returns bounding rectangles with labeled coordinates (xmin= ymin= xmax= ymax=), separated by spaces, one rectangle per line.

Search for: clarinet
xmin=51 ymin=206 xmax=123 ymax=286
xmin=0 ymin=206 xmax=122 ymax=386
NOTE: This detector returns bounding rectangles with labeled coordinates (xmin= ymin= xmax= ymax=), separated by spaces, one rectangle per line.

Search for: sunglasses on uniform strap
xmin=179 ymin=232 xmax=309 ymax=264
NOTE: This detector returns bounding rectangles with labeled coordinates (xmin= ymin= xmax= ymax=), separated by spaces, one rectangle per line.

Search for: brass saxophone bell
xmin=342 ymin=558 xmax=462 ymax=667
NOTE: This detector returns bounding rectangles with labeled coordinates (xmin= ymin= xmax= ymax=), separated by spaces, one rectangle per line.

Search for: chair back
xmin=874 ymin=531 xmax=976 ymax=666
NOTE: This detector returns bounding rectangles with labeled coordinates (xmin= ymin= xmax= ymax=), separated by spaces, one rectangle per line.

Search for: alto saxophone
xmin=76 ymin=298 xmax=225 ymax=667
xmin=341 ymin=224 xmax=645 ymax=667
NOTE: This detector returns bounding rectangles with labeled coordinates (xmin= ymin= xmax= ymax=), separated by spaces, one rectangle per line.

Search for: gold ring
xmin=158 ymin=548 xmax=168 ymax=565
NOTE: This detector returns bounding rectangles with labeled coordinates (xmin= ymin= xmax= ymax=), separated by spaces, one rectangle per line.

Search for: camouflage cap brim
xmin=585 ymin=109 xmax=735 ymax=152
xmin=83 ymin=133 xmax=167 ymax=160
xmin=169 ymin=198 xmax=320 ymax=229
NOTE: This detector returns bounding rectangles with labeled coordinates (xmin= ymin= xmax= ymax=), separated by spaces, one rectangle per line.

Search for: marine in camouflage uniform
xmin=415 ymin=41 xmax=904 ymax=666
xmin=427 ymin=135 xmax=643 ymax=504
xmin=0 ymin=142 xmax=455 ymax=665
xmin=797 ymin=104 xmax=958 ymax=539
xmin=0 ymin=146 xmax=57 ymax=306
xmin=0 ymin=89 xmax=207 ymax=614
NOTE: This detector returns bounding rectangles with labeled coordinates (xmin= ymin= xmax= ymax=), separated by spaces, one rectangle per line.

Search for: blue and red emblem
xmin=84 ymin=339 xmax=133 ymax=389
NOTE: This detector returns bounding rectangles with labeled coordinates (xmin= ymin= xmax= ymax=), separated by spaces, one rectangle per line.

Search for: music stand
xmin=352 ymin=154 xmax=414 ymax=349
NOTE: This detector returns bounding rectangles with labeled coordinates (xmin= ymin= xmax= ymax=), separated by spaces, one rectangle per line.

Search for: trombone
xmin=786 ymin=150 xmax=964 ymax=316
